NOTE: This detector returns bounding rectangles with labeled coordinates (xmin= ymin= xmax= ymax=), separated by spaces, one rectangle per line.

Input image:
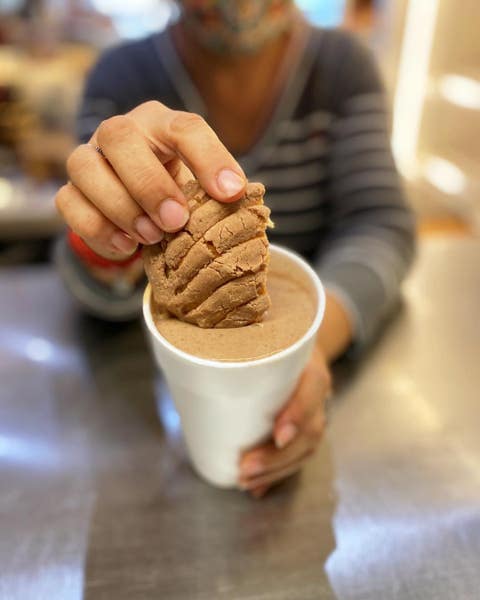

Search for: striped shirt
xmin=59 ymin=25 xmax=415 ymax=347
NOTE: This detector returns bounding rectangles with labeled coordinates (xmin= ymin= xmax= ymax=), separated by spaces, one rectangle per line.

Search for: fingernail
xmin=111 ymin=231 xmax=137 ymax=254
xmin=158 ymin=199 xmax=189 ymax=231
xmin=240 ymin=460 xmax=264 ymax=478
xmin=217 ymin=169 xmax=245 ymax=197
xmin=251 ymin=487 xmax=268 ymax=499
xmin=275 ymin=423 xmax=298 ymax=449
xmin=134 ymin=215 xmax=164 ymax=244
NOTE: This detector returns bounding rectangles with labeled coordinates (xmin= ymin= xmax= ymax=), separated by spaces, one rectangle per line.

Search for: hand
xmin=55 ymin=101 xmax=247 ymax=260
xmin=239 ymin=346 xmax=332 ymax=498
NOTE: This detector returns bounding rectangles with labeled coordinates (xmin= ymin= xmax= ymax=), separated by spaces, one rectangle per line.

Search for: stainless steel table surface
xmin=1 ymin=238 xmax=479 ymax=600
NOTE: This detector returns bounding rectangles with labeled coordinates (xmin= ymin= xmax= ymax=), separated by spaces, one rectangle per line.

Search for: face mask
xmin=179 ymin=0 xmax=294 ymax=55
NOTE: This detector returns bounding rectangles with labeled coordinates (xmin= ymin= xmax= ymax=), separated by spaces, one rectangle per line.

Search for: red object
xmin=68 ymin=230 xmax=142 ymax=269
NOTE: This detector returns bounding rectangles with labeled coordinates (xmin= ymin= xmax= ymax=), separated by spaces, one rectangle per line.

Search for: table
xmin=1 ymin=238 xmax=479 ymax=600
xmin=0 ymin=174 xmax=63 ymax=240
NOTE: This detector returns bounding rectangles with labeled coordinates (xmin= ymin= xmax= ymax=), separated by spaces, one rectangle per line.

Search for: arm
xmin=317 ymin=291 xmax=354 ymax=362
xmin=317 ymin=35 xmax=416 ymax=350
xmin=240 ymin=35 xmax=416 ymax=497
xmin=55 ymin=49 xmax=247 ymax=319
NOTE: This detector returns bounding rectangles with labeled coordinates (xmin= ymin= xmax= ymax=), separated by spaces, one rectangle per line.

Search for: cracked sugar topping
xmin=144 ymin=180 xmax=272 ymax=328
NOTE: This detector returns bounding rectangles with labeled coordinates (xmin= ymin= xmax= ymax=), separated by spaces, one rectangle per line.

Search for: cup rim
xmin=143 ymin=244 xmax=326 ymax=369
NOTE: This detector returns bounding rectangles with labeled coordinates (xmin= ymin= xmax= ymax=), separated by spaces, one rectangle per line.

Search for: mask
xmin=179 ymin=0 xmax=295 ymax=54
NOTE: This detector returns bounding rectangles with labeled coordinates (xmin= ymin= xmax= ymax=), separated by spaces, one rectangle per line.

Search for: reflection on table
xmin=0 ymin=237 xmax=479 ymax=600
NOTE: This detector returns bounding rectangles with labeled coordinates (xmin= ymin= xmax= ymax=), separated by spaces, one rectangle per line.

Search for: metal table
xmin=1 ymin=238 xmax=479 ymax=600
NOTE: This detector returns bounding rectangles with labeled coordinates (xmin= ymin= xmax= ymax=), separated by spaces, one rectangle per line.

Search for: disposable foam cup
xmin=143 ymin=244 xmax=326 ymax=488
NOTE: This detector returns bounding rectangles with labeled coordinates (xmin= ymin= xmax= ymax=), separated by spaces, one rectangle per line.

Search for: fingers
xmin=59 ymin=100 xmax=247 ymax=261
xmin=237 ymin=351 xmax=331 ymax=498
xmin=241 ymin=460 xmax=304 ymax=494
xmin=239 ymin=407 xmax=325 ymax=494
xmin=55 ymin=182 xmax=138 ymax=259
xmin=94 ymin=116 xmax=190 ymax=232
xmin=67 ymin=144 xmax=166 ymax=244
xmin=250 ymin=484 xmax=270 ymax=499
xmin=240 ymin=439 xmax=307 ymax=484
xmin=164 ymin=157 xmax=195 ymax=188
xmin=274 ymin=349 xmax=331 ymax=449
xmin=128 ymin=101 xmax=247 ymax=202
xmin=241 ymin=408 xmax=324 ymax=476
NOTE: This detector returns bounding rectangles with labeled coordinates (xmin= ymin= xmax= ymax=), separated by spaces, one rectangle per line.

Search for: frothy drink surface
xmin=152 ymin=251 xmax=316 ymax=362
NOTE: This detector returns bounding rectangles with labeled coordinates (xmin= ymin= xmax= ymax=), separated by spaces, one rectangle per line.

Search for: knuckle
xmin=66 ymin=145 xmax=94 ymax=177
xmin=54 ymin=183 xmax=111 ymax=241
xmin=54 ymin=184 xmax=70 ymax=217
xmin=80 ymin=212 xmax=109 ymax=240
xmin=308 ymin=416 xmax=326 ymax=441
xmin=312 ymin=359 xmax=332 ymax=393
xmin=323 ymin=368 xmax=333 ymax=391
xmin=140 ymin=100 xmax=165 ymax=113
xmin=97 ymin=115 xmax=133 ymax=145
xmin=132 ymin=167 xmax=162 ymax=200
xmin=169 ymin=111 xmax=206 ymax=137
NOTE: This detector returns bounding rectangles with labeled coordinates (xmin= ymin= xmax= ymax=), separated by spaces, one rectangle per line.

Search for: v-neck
xmin=153 ymin=23 xmax=322 ymax=174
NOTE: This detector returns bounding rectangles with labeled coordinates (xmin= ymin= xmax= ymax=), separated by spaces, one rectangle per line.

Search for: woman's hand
xmin=56 ymin=101 xmax=247 ymax=260
xmin=239 ymin=346 xmax=332 ymax=498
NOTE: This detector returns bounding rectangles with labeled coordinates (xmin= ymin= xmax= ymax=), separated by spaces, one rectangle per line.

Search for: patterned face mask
xmin=178 ymin=0 xmax=295 ymax=54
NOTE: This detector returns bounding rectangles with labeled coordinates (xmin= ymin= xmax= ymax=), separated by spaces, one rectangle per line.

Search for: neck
xmin=168 ymin=14 xmax=308 ymax=154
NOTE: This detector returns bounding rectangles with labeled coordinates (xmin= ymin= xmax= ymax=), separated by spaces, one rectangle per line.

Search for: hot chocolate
xmin=152 ymin=250 xmax=316 ymax=362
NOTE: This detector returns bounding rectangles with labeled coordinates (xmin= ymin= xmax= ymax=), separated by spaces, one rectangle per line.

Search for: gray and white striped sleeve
xmin=316 ymin=36 xmax=416 ymax=347
xmin=55 ymin=49 xmax=144 ymax=321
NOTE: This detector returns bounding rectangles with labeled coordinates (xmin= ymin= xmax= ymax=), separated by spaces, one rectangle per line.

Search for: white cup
xmin=143 ymin=244 xmax=326 ymax=488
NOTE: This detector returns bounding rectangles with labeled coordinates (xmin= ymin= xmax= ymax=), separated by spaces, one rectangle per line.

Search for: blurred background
xmin=0 ymin=0 xmax=478 ymax=265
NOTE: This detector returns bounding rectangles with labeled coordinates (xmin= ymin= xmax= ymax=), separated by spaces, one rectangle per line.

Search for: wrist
xmin=316 ymin=290 xmax=354 ymax=363
xmin=68 ymin=230 xmax=142 ymax=269
xmin=68 ymin=231 xmax=145 ymax=292
xmin=313 ymin=340 xmax=329 ymax=364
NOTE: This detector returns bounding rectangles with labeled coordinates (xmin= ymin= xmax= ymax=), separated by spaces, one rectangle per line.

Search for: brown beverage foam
xmin=152 ymin=250 xmax=317 ymax=362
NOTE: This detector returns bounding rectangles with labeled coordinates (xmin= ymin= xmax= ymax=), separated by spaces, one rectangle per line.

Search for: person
xmin=343 ymin=0 xmax=376 ymax=34
xmin=54 ymin=0 xmax=415 ymax=498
